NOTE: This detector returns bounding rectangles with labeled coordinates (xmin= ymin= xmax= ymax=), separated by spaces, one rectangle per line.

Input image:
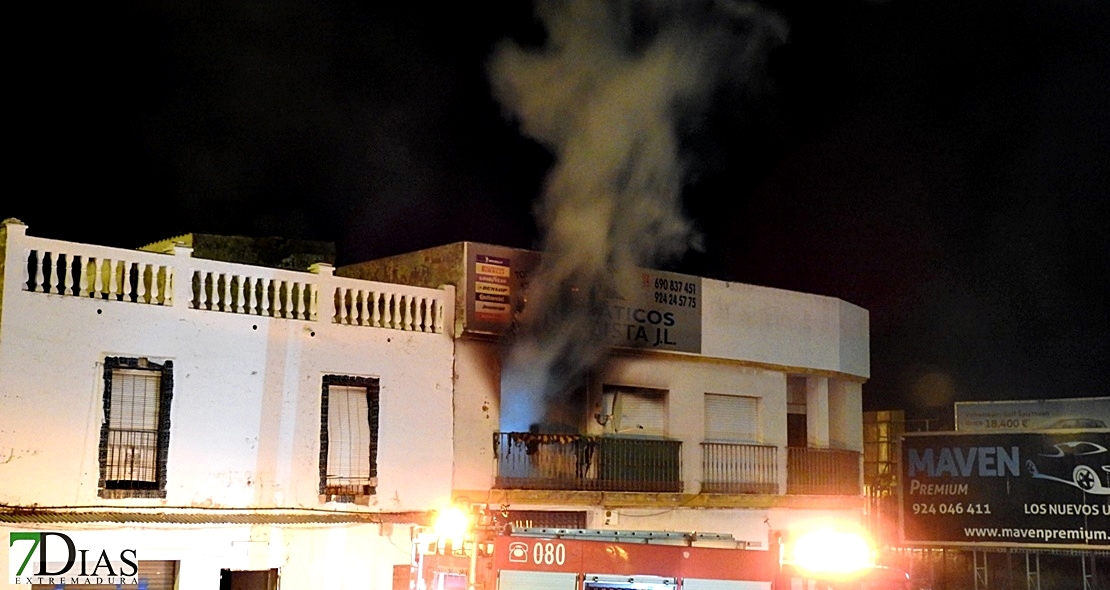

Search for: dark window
xmin=319 ymin=375 xmax=379 ymax=501
xmin=787 ymin=413 xmax=807 ymax=448
xmin=99 ymin=357 xmax=173 ymax=498
xmin=219 ymin=568 xmax=279 ymax=590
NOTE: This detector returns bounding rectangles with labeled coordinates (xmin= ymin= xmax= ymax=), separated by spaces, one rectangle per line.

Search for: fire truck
xmin=404 ymin=508 xmax=910 ymax=590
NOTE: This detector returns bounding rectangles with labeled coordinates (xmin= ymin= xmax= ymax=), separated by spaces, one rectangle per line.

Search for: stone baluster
xmin=97 ymin=259 xmax=110 ymax=299
xmin=78 ymin=257 xmax=90 ymax=297
xmin=93 ymin=259 xmax=105 ymax=298
xmin=386 ymin=293 xmax=397 ymax=329
xmin=399 ymin=295 xmax=409 ymax=330
xmin=308 ymin=284 xmax=318 ymax=321
xmin=260 ymin=279 xmax=270 ymax=316
xmin=292 ymin=283 xmax=303 ymax=319
xmin=436 ymin=299 xmax=444 ymax=333
xmin=164 ymin=267 xmax=174 ymax=306
xmin=198 ymin=271 xmax=209 ymax=310
xmin=218 ymin=273 xmax=229 ymax=312
xmin=121 ymin=261 xmax=133 ymax=302
xmin=366 ymin=292 xmax=377 ymax=327
xmin=148 ymin=265 xmax=161 ymax=304
xmin=354 ymin=290 xmax=365 ymax=326
xmin=232 ymin=276 xmax=243 ymax=313
xmin=108 ymin=260 xmax=121 ymax=301
xmin=419 ymin=298 xmax=430 ymax=332
xmin=246 ymin=276 xmax=256 ymax=312
xmin=21 ymin=250 xmax=31 ymax=291
xmin=33 ymin=251 xmax=46 ymax=293
xmin=138 ymin=264 xmax=150 ymax=303
xmin=57 ymin=254 xmax=71 ymax=296
xmin=282 ymin=282 xmax=292 ymax=319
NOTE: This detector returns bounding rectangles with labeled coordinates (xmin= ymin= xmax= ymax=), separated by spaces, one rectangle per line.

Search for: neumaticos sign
xmin=901 ymin=431 xmax=1110 ymax=548
xmin=465 ymin=244 xmax=702 ymax=353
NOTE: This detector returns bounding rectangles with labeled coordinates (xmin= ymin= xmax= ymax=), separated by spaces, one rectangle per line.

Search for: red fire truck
xmin=405 ymin=508 xmax=910 ymax=590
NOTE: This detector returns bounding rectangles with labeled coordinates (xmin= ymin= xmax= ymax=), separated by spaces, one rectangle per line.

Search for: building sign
xmin=612 ymin=269 xmax=701 ymax=353
xmin=465 ymin=244 xmax=540 ymax=334
xmin=464 ymin=245 xmax=701 ymax=353
xmin=901 ymin=432 xmax=1110 ymax=548
xmin=955 ymin=397 xmax=1110 ymax=432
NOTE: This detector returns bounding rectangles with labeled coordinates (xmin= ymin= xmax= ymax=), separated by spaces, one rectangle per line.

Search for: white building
xmin=0 ymin=219 xmax=456 ymax=589
xmin=1 ymin=223 xmax=871 ymax=589
xmin=341 ymin=242 xmax=870 ymax=549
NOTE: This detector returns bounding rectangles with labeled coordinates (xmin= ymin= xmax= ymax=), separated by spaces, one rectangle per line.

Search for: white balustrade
xmin=13 ymin=230 xmax=449 ymax=334
xmin=22 ymin=248 xmax=173 ymax=305
xmin=329 ymin=279 xmax=445 ymax=334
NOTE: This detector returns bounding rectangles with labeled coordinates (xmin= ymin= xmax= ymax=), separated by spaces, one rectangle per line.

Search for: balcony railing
xmin=786 ymin=447 xmax=861 ymax=495
xmin=494 ymin=433 xmax=682 ymax=493
xmin=7 ymin=222 xmax=449 ymax=334
xmin=700 ymin=442 xmax=777 ymax=494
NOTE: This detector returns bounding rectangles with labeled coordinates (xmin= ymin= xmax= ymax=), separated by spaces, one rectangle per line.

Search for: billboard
xmin=464 ymin=244 xmax=702 ymax=353
xmin=955 ymin=397 xmax=1110 ymax=432
xmin=901 ymin=431 xmax=1110 ymax=548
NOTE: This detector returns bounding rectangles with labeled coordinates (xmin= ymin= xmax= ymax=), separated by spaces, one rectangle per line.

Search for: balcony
xmin=700 ymin=442 xmax=777 ymax=494
xmin=786 ymin=447 xmax=861 ymax=495
xmin=494 ymin=433 xmax=682 ymax=493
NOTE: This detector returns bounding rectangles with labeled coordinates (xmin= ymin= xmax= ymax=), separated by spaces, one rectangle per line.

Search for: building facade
xmin=341 ymin=242 xmax=871 ymax=550
xmin=0 ymin=220 xmax=456 ymax=589
xmin=1 ymin=224 xmax=872 ymax=588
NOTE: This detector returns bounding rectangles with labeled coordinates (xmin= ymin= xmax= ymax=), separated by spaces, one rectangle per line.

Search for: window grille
xmin=320 ymin=375 xmax=379 ymax=500
xmin=99 ymin=358 xmax=173 ymax=498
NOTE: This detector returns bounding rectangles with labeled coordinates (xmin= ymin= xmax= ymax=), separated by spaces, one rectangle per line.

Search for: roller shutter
xmin=704 ymin=394 xmax=759 ymax=442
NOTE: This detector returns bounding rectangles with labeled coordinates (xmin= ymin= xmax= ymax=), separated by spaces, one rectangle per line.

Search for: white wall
xmin=452 ymin=338 xmax=503 ymax=494
xmin=0 ymin=523 xmax=415 ymax=590
xmin=0 ymin=226 xmax=456 ymax=512
xmin=701 ymin=279 xmax=869 ymax=380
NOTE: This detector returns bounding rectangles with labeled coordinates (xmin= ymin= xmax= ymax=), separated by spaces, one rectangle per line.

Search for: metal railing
xmin=494 ymin=433 xmax=682 ymax=493
xmin=786 ymin=447 xmax=861 ymax=495
xmin=104 ymin=429 xmax=159 ymax=488
xmin=700 ymin=442 xmax=778 ymax=494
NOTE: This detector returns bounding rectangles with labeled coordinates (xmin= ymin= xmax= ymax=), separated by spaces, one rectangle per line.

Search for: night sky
xmin=10 ymin=0 xmax=1109 ymax=411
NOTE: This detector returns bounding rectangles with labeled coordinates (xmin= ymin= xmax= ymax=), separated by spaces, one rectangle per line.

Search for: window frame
xmin=98 ymin=357 xmax=174 ymax=499
xmin=319 ymin=374 xmax=380 ymax=502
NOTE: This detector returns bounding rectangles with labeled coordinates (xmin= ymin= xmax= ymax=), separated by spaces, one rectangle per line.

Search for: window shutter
xmin=327 ymin=384 xmax=373 ymax=484
xmin=704 ymin=394 xmax=759 ymax=442
xmin=616 ymin=389 xmax=667 ymax=435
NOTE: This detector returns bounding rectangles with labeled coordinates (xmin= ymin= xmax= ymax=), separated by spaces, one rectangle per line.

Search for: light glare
xmin=790 ymin=527 xmax=873 ymax=576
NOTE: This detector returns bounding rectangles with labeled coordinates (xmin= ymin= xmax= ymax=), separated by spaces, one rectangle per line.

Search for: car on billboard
xmin=1043 ymin=417 xmax=1108 ymax=430
xmin=1026 ymin=440 xmax=1110 ymax=494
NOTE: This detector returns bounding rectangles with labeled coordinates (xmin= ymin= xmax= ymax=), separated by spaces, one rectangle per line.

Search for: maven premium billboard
xmin=901 ymin=431 xmax=1110 ymax=548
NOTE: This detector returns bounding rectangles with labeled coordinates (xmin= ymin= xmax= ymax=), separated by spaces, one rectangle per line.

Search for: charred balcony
xmin=493 ymin=432 xmax=682 ymax=493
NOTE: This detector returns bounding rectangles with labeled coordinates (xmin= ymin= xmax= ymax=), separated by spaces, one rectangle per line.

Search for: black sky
xmin=10 ymin=0 xmax=1109 ymax=411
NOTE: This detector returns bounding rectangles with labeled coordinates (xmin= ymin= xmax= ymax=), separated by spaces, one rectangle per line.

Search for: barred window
xmin=99 ymin=358 xmax=173 ymax=498
xmin=319 ymin=375 xmax=379 ymax=501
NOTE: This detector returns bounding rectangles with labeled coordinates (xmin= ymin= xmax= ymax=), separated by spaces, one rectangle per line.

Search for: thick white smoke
xmin=490 ymin=0 xmax=786 ymax=432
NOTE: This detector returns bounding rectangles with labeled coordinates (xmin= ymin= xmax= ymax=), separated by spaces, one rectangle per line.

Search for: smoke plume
xmin=490 ymin=0 xmax=786 ymax=431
